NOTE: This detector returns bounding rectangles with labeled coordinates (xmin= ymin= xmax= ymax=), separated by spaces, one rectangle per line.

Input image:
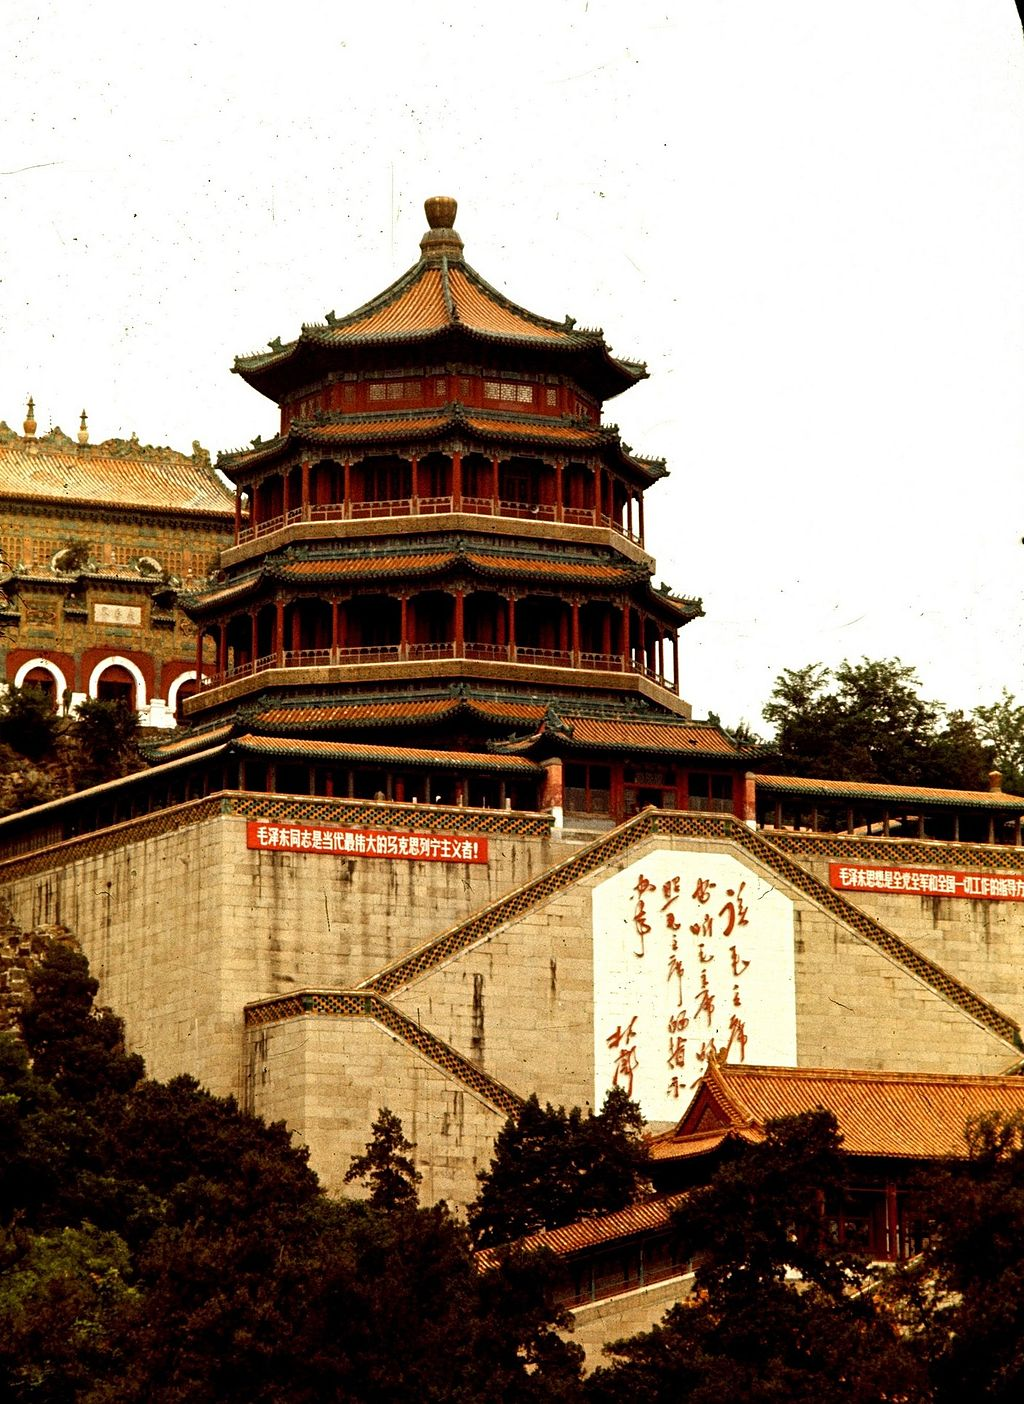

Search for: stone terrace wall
xmin=0 ymin=805 xmax=577 ymax=1097
xmin=777 ymin=837 xmax=1024 ymax=1029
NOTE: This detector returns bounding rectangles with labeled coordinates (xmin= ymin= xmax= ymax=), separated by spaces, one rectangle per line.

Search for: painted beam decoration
xmin=831 ymin=863 xmax=1024 ymax=900
xmin=593 ymin=852 xmax=795 ymax=1121
xmin=247 ymin=821 xmax=487 ymax=863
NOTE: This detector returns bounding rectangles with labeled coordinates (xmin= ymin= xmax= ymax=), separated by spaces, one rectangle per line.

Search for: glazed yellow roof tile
xmin=465 ymin=700 xmax=548 ymax=723
xmin=464 ymin=415 xmax=605 ymax=443
xmin=303 ymin=416 xmax=449 ymax=441
xmin=756 ymin=773 xmax=1024 ymax=808
xmin=255 ymin=700 xmax=458 ymax=726
xmin=466 ymin=553 xmax=632 ymax=582
xmin=476 ymin=1192 xmax=689 ymax=1268
xmin=236 ymin=734 xmax=540 ymax=770
xmin=340 ymin=268 xmax=450 ymax=337
xmin=0 ymin=435 xmax=234 ymax=516
xmin=447 ymin=266 xmax=563 ymax=339
xmin=279 ymin=553 xmax=452 ymax=578
xmin=565 ymin=718 xmax=739 ymax=754
xmin=328 ymin=264 xmax=565 ymax=342
xmin=651 ymin=1062 xmax=1024 ymax=1162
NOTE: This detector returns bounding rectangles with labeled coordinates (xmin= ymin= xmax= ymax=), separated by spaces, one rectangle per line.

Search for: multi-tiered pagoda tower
xmin=177 ymin=198 xmax=746 ymax=823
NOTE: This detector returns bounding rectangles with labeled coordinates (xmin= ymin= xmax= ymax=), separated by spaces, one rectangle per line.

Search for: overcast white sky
xmin=2 ymin=2 xmax=1022 ymax=730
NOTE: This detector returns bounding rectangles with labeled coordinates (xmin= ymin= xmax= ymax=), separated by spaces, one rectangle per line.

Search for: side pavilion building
xmin=0 ymin=407 xmax=233 ymax=725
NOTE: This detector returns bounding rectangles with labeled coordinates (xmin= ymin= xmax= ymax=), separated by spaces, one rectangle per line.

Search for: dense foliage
xmin=761 ymin=658 xmax=996 ymax=789
xmin=587 ymin=1111 xmax=928 ymax=1402
xmin=468 ymin=1088 xmax=651 ymax=1248
xmin=0 ymin=687 xmax=143 ymax=815
xmin=0 ymin=944 xmax=581 ymax=1402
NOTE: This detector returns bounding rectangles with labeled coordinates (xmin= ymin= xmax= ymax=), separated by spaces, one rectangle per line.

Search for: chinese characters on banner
xmin=246 ymin=821 xmax=487 ymax=864
xmin=593 ymin=853 xmax=796 ymax=1122
xmin=830 ymin=863 xmax=1024 ymax=901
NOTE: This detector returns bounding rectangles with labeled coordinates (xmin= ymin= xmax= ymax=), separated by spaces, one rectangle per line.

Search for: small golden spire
xmin=78 ymin=409 xmax=89 ymax=445
xmin=23 ymin=396 xmax=36 ymax=438
xmin=420 ymin=195 xmax=464 ymax=262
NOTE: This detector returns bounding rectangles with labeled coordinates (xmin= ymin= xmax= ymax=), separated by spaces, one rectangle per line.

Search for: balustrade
xmin=234 ymin=495 xmax=642 ymax=543
xmin=202 ymin=642 xmax=677 ymax=691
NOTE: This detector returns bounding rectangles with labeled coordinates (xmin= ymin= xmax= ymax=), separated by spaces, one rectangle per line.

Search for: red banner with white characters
xmin=830 ymin=863 xmax=1024 ymax=901
xmin=247 ymin=821 xmax=488 ymax=864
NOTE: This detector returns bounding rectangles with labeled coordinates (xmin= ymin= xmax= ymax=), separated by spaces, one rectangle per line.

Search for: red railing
xmin=514 ymin=646 xmax=572 ymax=667
xmin=350 ymin=499 xmax=412 ymax=518
xmin=232 ymin=500 xmax=644 ymax=545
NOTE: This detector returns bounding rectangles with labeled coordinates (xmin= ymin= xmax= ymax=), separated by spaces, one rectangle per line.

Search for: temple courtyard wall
xmin=1 ymin=798 xmax=1022 ymax=1209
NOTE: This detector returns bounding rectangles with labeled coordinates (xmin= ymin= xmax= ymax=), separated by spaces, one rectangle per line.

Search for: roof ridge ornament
xmin=420 ymin=195 xmax=464 ymax=263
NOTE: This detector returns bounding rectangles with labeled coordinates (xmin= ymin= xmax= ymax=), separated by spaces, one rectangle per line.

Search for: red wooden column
xmin=275 ymin=600 xmax=285 ymax=665
xmin=491 ymin=455 xmax=499 ymax=511
xmin=343 ymin=461 xmax=352 ymax=516
xmin=282 ymin=471 xmax=290 ymax=520
xmin=658 ymin=634 xmax=665 ymax=683
xmin=508 ymin=595 xmax=517 ymax=659
xmin=454 ymin=589 xmax=465 ymax=653
xmin=410 ymin=455 xmax=419 ymax=510
xmin=554 ymin=459 xmax=564 ymax=521
xmin=331 ymin=600 xmax=340 ymax=659
xmin=620 ymin=603 xmax=630 ymax=670
xmin=451 ymin=451 xmax=462 ymax=511
xmin=571 ymin=601 xmax=580 ymax=665
xmin=672 ymin=635 xmax=680 ymax=694
xmin=400 ymin=595 xmax=409 ymax=660
xmin=637 ymin=492 xmax=645 ymax=544
xmin=217 ymin=624 xmax=228 ymax=677
xmin=301 ymin=460 xmax=311 ymax=520
xmin=234 ymin=488 xmax=242 ymax=542
xmin=249 ymin=610 xmax=257 ymax=668
xmin=195 ymin=627 xmax=205 ymax=686
xmin=290 ymin=604 xmax=302 ymax=656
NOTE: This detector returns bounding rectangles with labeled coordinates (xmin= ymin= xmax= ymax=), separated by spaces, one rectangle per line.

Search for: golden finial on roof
xmin=420 ymin=195 xmax=463 ymax=262
xmin=78 ymin=409 xmax=89 ymax=445
xmin=23 ymin=396 xmax=36 ymax=438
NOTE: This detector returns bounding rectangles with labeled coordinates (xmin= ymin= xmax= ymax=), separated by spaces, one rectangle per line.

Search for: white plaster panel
xmin=593 ymin=850 xmax=795 ymax=1121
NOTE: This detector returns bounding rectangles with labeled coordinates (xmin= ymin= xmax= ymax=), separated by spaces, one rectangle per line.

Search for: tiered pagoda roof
xmin=232 ymin=195 xmax=646 ymax=405
xmin=169 ymin=198 xmax=748 ymax=819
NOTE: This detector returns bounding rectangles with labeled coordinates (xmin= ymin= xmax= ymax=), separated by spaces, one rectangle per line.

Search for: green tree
xmin=70 ymin=698 xmax=141 ymax=789
xmin=763 ymin=657 xmax=990 ymax=788
xmin=972 ymin=690 xmax=1024 ymax=793
xmin=0 ymin=685 xmax=62 ymax=762
xmin=0 ymin=938 xmax=583 ymax=1403
xmin=344 ymin=1106 xmax=422 ymax=1210
xmin=894 ymin=1109 xmax=1024 ymax=1403
xmin=469 ymin=1087 xmax=650 ymax=1248
xmin=587 ymin=1112 xmax=927 ymax=1402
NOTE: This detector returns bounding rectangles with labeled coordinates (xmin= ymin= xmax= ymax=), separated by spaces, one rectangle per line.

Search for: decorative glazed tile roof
xmin=0 ymin=422 xmax=233 ymax=517
xmin=562 ymin=718 xmax=740 ymax=755
xmin=235 ymin=734 xmax=541 ymax=772
xmin=475 ymin=1192 xmax=689 ymax=1270
xmin=253 ymin=699 xmax=460 ymax=729
xmin=147 ymin=724 xmax=236 ymax=760
xmin=279 ymin=552 xmax=451 ymax=579
xmin=232 ymin=198 xmax=646 ymax=404
xmin=221 ymin=409 xmax=661 ymax=482
xmin=651 ymin=1059 xmax=1024 ymax=1163
xmin=756 ymin=773 xmax=1024 ymax=810
xmin=465 ymin=552 xmax=635 ymax=584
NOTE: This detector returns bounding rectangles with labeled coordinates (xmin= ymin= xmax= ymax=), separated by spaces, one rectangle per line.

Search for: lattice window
xmin=484 ymin=381 xmax=534 ymax=403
